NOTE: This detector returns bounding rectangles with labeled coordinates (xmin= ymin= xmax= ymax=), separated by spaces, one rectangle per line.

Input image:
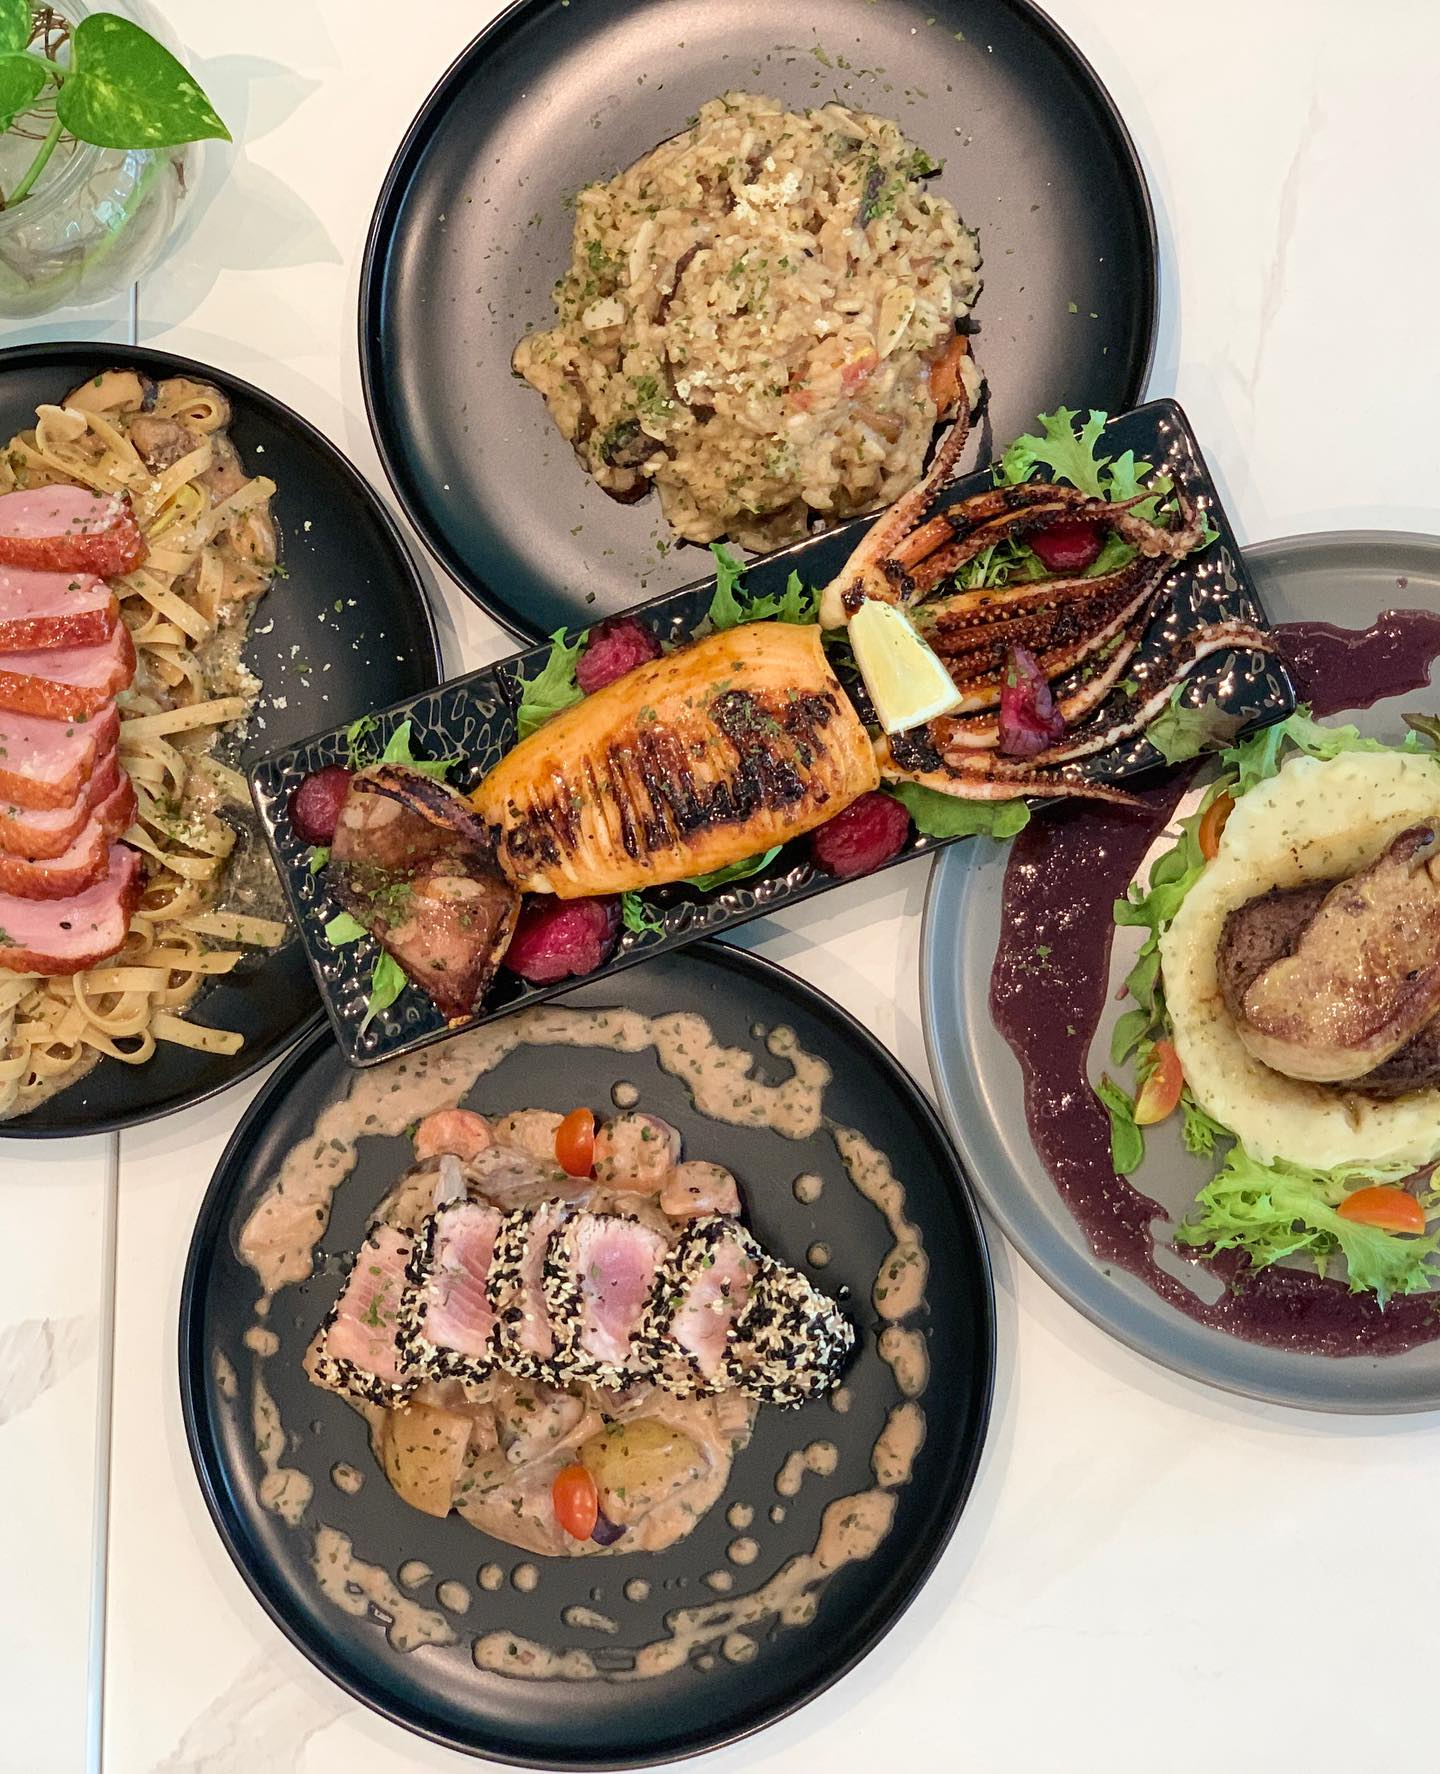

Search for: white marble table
xmin=5 ymin=2 xmax=1440 ymax=1769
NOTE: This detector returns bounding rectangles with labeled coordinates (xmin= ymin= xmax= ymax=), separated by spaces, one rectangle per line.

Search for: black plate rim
xmin=918 ymin=528 xmax=1440 ymax=1413
xmin=357 ymin=0 xmax=1159 ymax=641
xmin=0 ymin=340 xmax=443 ymax=1139
xmin=179 ymin=939 xmax=997 ymax=1765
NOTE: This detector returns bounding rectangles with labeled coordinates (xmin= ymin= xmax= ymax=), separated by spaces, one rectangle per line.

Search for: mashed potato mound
xmin=1160 ymin=750 xmax=1440 ymax=1169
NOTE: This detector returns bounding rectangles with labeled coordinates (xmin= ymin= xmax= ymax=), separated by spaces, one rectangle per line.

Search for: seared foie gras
xmin=473 ymin=622 xmax=879 ymax=896
xmin=1233 ymin=825 xmax=1440 ymax=1083
xmin=330 ymin=764 xmax=519 ymax=1018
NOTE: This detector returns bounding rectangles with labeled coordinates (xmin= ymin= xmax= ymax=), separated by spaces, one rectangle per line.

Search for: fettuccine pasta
xmin=0 ymin=370 xmax=288 ymax=1117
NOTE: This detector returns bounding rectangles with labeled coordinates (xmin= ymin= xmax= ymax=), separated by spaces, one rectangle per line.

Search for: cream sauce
xmin=243 ymin=1326 xmax=279 ymax=1357
xmin=213 ymin=1351 xmax=238 ymax=1401
xmin=705 ymin=1570 xmax=734 ymax=1593
xmin=726 ymin=1502 xmax=754 ymax=1530
xmin=728 ymin=1537 xmax=759 ymax=1566
xmin=775 ymin=1441 xmax=838 ymax=1498
xmin=806 ymin=1242 xmax=831 ymax=1268
xmin=312 ymin=1528 xmax=454 ymax=1652
xmin=512 ymin=1562 xmax=539 ymax=1593
xmin=473 ymin=1634 xmax=597 ymax=1680
xmin=611 ymin=1081 xmax=640 ymax=1108
xmin=398 ymin=1559 xmax=432 ymax=1588
xmin=833 ymin=1125 xmax=927 ymax=1320
xmin=830 ymin=1386 xmax=853 ymax=1415
xmin=437 ymin=1580 xmax=471 ymax=1614
xmin=623 ymin=1578 xmax=651 ymax=1603
xmin=723 ymin=1631 xmax=756 ymax=1664
xmin=878 ymin=1327 xmax=929 ymax=1399
xmin=562 ymin=1605 xmax=619 ymax=1634
xmin=792 ymin=1171 xmax=824 ymax=1204
xmin=872 ymin=1403 xmax=925 ymax=1488
xmin=330 ymin=1461 xmax=364 ymax=1496
xmin=252 ymin=1367 xmax=312 ymax=1525
xmin=478 ymin=1563 xmax=505 ymax=1593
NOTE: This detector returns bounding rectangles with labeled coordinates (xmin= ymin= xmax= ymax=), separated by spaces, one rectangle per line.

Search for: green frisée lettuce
xmin=707 ymin=545 xmax=819 ymax=629
xmin=1100 ymin=702 xmax=1440 ymax=1301
xmin=1175 ymin=1148 xmax=1440 ymax=1306
xmin=516 ymin=630 xmax=586 ymax=739
xmin=620 ymin=891 xmax=664 ymax=936
xmin=957 ymin=406 xmax=1199 ymax=590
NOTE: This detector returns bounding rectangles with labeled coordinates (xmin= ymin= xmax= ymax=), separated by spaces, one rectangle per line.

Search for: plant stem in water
xmin=7 ymin=111 xmax=66 ymax=209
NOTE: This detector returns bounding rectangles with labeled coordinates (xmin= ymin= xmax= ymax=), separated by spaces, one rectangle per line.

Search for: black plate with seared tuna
xmin=249 ymin=400 xmax=1294 ymax=1070
xmin=180 ymin=944 xmax=994 ymax=1764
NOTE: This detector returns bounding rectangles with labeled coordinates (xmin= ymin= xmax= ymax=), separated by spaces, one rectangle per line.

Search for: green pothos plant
xmin=0 ymin=0 xmax=228 ymax=208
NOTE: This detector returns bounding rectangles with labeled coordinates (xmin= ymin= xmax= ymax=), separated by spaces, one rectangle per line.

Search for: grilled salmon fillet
xmin=473 ymin=622 xmax=879 ymax=896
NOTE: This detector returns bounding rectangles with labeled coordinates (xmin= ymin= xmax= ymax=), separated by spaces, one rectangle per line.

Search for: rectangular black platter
xmin=249 ymin=398 xmax=1296 ymax=1066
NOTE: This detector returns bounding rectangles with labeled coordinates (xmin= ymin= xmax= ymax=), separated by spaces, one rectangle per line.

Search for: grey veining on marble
xmin=0 ymin=1316 xmax=95 ymax=1429
xmin=156 ymin=1656 xmax=346 ymax=1773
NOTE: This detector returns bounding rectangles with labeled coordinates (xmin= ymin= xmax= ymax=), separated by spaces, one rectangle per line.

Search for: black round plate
xmin=360 ymin=0 xmax=1157 ymax=639
xmin=0 ymin=343 xmax=441 ymax=1137
xmin=181 ymin=944 xmax=995 ymax=1765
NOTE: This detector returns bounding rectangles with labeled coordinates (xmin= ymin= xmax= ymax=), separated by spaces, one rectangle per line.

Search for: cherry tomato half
xmin=552 ymin=1463 xmax=599 ymax=1540
xmin=1337 ymin=1185 xmax=1427 ymax=1236
xmin=1198 ymin=792 xmax=1235 ymax=862
xmin=555 ymin=1107 xmax=596 ymax=1178
xmin=1133 ymin=1040 xmax=1184 ymax=1126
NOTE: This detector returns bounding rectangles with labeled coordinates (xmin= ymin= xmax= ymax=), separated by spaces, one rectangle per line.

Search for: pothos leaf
xmin=58 ymin=13 xmax=230 ymax=151
xmin=0 ymin=0 xmax=28 ymax=53
xmin=0 ymin=51 xmax=46 ymax=133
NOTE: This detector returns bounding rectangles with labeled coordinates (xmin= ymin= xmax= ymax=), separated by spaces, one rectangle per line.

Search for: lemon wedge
xmin=849 ymin=598 xmax=963 ymax=734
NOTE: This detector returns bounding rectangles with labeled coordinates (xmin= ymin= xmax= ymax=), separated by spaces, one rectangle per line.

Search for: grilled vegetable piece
xmin=381 ymin=1402 xmax=473 ymax=1518
xmin=330 ymin=764 xmax=520 ymax=1018
xmin=473 ymin=622 xmax=880 ymax=897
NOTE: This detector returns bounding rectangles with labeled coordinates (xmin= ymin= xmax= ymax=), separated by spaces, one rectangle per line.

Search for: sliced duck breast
xmin=0 ymin=746 xmax=120 ymax=858
xmin=0 ymin=623 xmax=135 ymax=720
xmin=0 ymin=703 xmax=119 ymax=810
xmin=0 ymin=568 xmax=117 ymax=653
xmin=639 ymin=1217 xmax=764 ymax=1395
xmin=312 ymin=1222 xmax=416 ymax=1405
xmin=0 ymin=843 xmax=141 ymax=974
xmin=400 ymin=1200 xmax=504 ymax=1387
xmin=724 ymin=1260 xmax=855 ymax=1406
xmin=489 ymin=1201 xmax=569 ymax=1378
xmin=543 ymin=1211 xmax=669 ymax=1383
xmin=0 ymin=486 xmax=147 ymax=577
xmin=0 ymin=774 xmax=134 ymax=898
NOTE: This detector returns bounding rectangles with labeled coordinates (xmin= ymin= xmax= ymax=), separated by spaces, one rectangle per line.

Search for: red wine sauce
xmin=991 ymin=612 xmax=1440 ymax=1356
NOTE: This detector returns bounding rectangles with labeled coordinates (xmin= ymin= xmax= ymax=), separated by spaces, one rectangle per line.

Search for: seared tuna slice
xmin=724 ymin=1260 xmax=855 ymax=1406
xmin=400 ymin=1200 xmax=504 ymax=1386
xmin=330 ymin=763 xmax=519 ymax=1019
xmin=490 ymin=1201 xmax=569 ymax=1378
xmin=543 ymin=1211 xmax=669 ymax=1384
xmin=312 ymin=1223 xmax=416 ymax=1405
xmin=639 ymin=1216 xmax=763 ymax=1395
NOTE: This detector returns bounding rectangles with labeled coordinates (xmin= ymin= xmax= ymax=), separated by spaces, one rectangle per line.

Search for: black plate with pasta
xmin=0 ymin=344 xmax=440 ymax=1137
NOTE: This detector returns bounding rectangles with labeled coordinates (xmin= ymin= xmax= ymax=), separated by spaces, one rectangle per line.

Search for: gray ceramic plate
xmin=921 ymin=531 xmax=1440 ymax=1412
